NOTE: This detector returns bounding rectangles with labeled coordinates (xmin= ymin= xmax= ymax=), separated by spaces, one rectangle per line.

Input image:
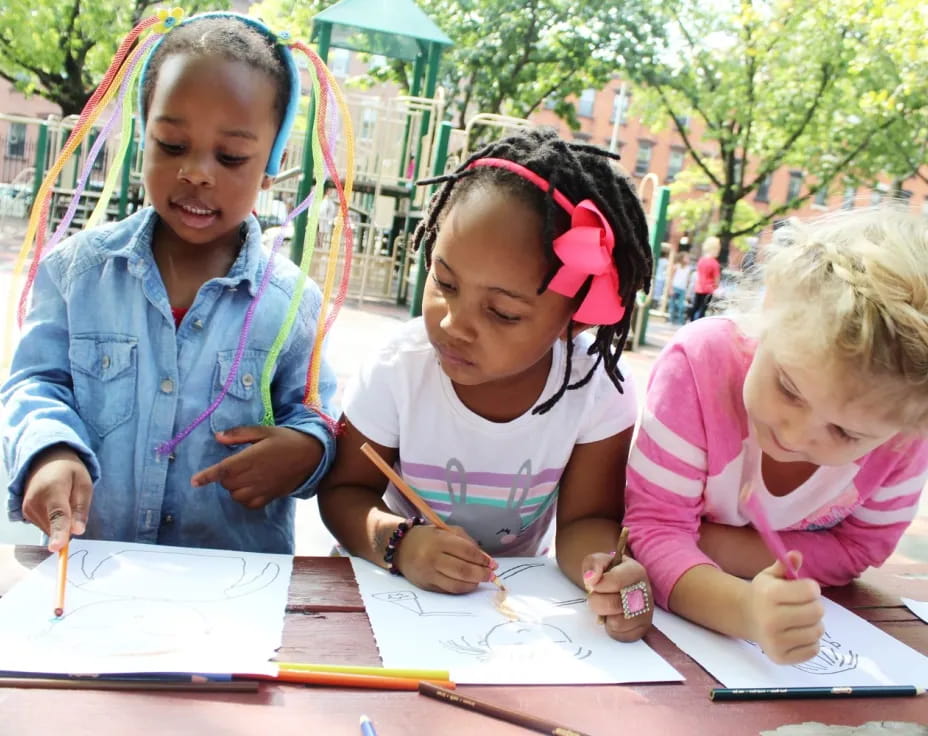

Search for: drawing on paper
xmin=66 ymin=548 xmax=281 ymax=601
xmin=793 ymin=631 xmax=859 ymax=675
xmin=746 ymin=630 xmax=860 ymax=675
xmin=34 ymin=548 xmax=281 ymax=657
xmin=372 ymin=590 xmax=473 ymax=617
xmin=496 ymin=562 xmax=545 ymax=580
xmin=442 ymin=621 xmax=592 ymax=663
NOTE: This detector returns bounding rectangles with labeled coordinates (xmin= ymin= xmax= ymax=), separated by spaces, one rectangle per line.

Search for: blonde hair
xmin=741 ymin=205 xmax=928 ymax=429
xmin=702 ymin=236 xmax=721 ymax=258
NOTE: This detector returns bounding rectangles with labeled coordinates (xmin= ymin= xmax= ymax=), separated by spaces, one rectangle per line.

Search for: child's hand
xmin=394 ymin=525 xmax=497 ymax=594
xmin=22 ymin=445 xmax=93 ymax=552
xmin=583 ymin=553 xmax=653 ymax=642
xmin=191 ymin=426 xmax=324 ymax=509
xmin=746 ymin=551 xmax=824 ymax=664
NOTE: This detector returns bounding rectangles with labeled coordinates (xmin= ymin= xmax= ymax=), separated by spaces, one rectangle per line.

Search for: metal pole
xmin=608 ymin=82 xmax=627 ymax=155
xmin=31 ymin=122 xmax=49 ymax=205
xmin=118 ymin=118 xmax=135 ymax=219
xmin=409 ymin=120 xmax=452 ymax=317
xmin=291 ymin=22 xmax=331 ymax=265
xmin=635 ymin=185 xmax=670 ymax=347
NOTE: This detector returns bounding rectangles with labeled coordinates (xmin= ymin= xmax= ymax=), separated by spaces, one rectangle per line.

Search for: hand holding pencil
xmin=583 ymin=527 xmax=653 ymax=642
xmin=360 ymin=443 xmax=504 ymax=595
xmin=21 ymin=445 xmax=93 ymax=552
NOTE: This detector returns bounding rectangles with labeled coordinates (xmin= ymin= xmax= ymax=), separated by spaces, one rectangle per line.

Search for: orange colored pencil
xmin=54 ymin=544 xmax=69 ymax=617
xmin=359 ymin=442 xmax=506 ymax=591
xmin=244 ymin=670 xmax=456 ymax=690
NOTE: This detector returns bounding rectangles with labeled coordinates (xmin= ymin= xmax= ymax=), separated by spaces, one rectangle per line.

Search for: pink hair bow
xmin=466 ymin=157 xmax=625 ymax=325
xmin=548 ymin=199 xmax=624 ymax=325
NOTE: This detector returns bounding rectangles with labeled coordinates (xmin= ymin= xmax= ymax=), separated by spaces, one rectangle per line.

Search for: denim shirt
xmin=2 ymin=208 xmax=337 ymax=553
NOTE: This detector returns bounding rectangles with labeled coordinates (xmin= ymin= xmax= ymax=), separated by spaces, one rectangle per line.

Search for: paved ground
xmin=0 ymin=213 xmax=925 ymax=566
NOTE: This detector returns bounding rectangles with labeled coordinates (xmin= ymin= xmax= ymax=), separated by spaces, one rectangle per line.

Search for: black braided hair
xmin=414 ymin=127 xmax=652 ymax=414
xmin=141 ymin=17 xmax=291 ymax=128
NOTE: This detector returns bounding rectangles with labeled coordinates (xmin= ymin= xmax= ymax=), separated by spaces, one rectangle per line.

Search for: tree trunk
xmin=717 ymin=195 xmax=736 ymax=266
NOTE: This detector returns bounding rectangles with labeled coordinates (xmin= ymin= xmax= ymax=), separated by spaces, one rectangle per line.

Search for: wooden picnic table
xmin=1 ymin=545 xmax=925 ymax=735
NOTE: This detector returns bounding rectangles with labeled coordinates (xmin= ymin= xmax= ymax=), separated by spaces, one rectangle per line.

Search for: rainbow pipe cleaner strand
xmin=6 ymin=9 xmax=355 ymax=457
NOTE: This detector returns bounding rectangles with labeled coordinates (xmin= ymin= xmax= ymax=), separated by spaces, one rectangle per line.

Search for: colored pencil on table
xmin=53 ymin=544 xmax=68 ymax=617
xmin=710 ymin=685 xmax=926 ymax=701
xmin=740 ymin=484 xmax=799 ymax=579
xmin=243 ymin=670 xmax=456 ymax=691
xmin=359 ymin=714 xmax=379 ymax=736
xmin=418 ymin=682 xmax=592 ymax=736
xmin=360 ymin=442 xmax=506 ymax=591
xmin=275 ymin=662 xmax=450 ymax=680
xmin=0 ymin=676 xmax=258 ymax=692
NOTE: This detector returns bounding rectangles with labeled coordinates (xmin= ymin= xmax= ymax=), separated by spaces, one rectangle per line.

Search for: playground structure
xmin=0 ymin=0 xmax=672 ymax=347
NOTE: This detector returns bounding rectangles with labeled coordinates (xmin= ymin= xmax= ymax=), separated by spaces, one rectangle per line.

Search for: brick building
xmin=531 ymin=78 xmax=928 ymax=251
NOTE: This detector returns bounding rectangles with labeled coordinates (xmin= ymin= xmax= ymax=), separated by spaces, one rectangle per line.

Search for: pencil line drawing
xmin=745 ymin=630 xmax=860 ymax=675
xmin=67 ymin=548 xmax=280 ymax=602
xmin=442 ymin=621 xmax=592 ymax=663
xmin=372 ymin=590 xmax=473 ymax=617
xmin=496 ymin=562 xmax=545 ymax=580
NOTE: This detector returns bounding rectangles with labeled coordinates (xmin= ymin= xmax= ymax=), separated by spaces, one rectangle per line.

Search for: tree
xmin=0 ymin=0 xmax=227 ymax=116
xmin=629 ymin=0 xmax=928 ymax=263
xmin=250 ymin=0 xmax=665 ymax=130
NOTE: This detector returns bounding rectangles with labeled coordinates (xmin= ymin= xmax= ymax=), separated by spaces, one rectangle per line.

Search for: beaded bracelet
xmin=383 ymin=516 xmax=426 ymax=575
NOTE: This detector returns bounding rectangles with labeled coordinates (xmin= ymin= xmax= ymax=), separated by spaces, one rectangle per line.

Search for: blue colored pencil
xmin=360 ymin=714 xmax=379 ymax=736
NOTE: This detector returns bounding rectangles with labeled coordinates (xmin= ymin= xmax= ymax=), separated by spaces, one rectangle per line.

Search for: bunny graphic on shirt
xmin=444 ymin=458 xmax=533 ymax=554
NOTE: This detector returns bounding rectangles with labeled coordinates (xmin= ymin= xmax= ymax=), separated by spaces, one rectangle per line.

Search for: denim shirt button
xmin=101 ymin=355 xmax=111 ymax=370
xmin=160 ymin=378 xmax=174 ymax=394
xmin=163 ymin=514 xmax=174 ymax=524
xmin=242 ymin=373 xmax=254 ymax=387
xmin=193 ymin=319 xmax=204 ymax=329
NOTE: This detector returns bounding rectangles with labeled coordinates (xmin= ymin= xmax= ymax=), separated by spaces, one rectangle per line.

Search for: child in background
xmin=320 ymin=128 xmax=654 ymax=641
xmin=625 ymin=207 xmax=928 ymax=663
xmin=668 ymin=251 xmax=691 ymax=325
xmin=688 ymin=235 xmax=721 ymax=320
xmin=1 ymin=13 xmax=349 ymax=554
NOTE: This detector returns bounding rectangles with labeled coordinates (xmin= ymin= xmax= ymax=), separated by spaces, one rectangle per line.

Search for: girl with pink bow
xmin=320 ymin=128 xmax=655 ymax=642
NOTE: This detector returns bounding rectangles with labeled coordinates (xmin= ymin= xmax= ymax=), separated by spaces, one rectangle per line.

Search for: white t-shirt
xmin=344 ymin=318 xmax=638 ymax=556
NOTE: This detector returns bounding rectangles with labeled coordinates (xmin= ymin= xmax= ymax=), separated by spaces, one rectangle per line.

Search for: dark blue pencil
xmin=711 ymin=685 xmax=926 ymax=701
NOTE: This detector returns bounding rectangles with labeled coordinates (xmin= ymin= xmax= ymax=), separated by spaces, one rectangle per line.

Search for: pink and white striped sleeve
xmin=624 ymin=340 xmax=720 ymax=609
xmin=780 ymin=439 xmax=928 ymax=586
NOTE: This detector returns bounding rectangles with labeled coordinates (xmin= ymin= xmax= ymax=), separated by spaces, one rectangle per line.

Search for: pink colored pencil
xmin=740 ymin=485 xmax=800 ymax=579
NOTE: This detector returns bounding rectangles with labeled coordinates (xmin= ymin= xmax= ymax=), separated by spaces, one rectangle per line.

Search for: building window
xmin=786 ymin=171 xmax=803 ymax=201
xmin=360 ymin=107 xmax=377 ymax=141
xmin=898 ymin=188 xmax=913 ymax=202
xmin=666 ymin=148 xmax=685 ymax=182
xmin=755 ymin=174 xmax=772 ymax=203
xmin=673 ymin=114 xmax=690 ymax=130
xmin=577 ymin=89 xmax=595 ymax=118
xmin=610 ymin=91 xmax=630 ymax=124
xmin=634 ymin=141 xmax=653 ymax=176
xmin=330 ymin=49 xmax=350 ymax=76
xmin=544 ymin=97 xmax=557 ymax=110
xmin=841 ymin=185 xmax=856 ymax=209
xmin=6 ymin=122 xmax=26 ymax=159
xmin=813 ymin=186 xmax=828 ymax=207
xmin=870 ymin=186 xmax=886 ymax=206
xmin=572 ymin=131 xmax=591 ymax=142
xmin=922 ymin=197 xmax=928 ymax=218
xmin=732 ymin=157 xmax=744 ymax=185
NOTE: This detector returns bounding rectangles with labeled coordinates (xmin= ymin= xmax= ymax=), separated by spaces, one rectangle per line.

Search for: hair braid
xmin=414 ymin=127 xmax=652 ymax=414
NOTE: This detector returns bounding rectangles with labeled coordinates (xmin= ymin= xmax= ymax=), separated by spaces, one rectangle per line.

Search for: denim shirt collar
xmin=112 ymin=207 xmax=263 ymax=297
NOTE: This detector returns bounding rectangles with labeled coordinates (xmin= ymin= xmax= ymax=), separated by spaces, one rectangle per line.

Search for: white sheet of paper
xmin=351 ymin=556 xmax=682 ymax=684
xmin=0 ymin=539 xmax=292 ymax=675
xmin=654 ymin=597 xmax=928 ymax=688
xmin=902 ymin=598 xmax=928 ymax=625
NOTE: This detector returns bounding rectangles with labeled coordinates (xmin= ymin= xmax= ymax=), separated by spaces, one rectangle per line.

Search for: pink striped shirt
xmin=625 ymin=317 xmax=928 ymax=609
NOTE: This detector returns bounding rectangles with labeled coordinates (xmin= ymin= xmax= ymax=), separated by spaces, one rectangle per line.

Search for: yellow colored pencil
xmin=275 ymin=662 xmax=450 ymax=680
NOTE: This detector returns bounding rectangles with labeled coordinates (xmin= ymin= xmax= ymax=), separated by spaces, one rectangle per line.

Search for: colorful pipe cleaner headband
xmin=6 ymin=8 xmax=356 ymax=456
xmin=136 ymin=10 xmax=300 ymax=177
xmin=466 ymin=158 xmax=625 ymax=325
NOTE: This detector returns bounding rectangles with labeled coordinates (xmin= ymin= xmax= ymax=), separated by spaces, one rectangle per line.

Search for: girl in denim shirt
xmin=1 ymin=13 xmax=347 ymax=554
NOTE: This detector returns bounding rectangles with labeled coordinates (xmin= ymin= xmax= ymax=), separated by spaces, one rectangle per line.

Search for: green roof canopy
xmin=312 ymin=0 xmax=451 ymax=62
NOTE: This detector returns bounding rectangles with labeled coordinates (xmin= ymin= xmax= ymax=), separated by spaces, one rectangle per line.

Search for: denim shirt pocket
xmin=209 ymin=349 xmax=270 ymax=435
xmin=70 ymin=334 xmax=138 ymax=437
